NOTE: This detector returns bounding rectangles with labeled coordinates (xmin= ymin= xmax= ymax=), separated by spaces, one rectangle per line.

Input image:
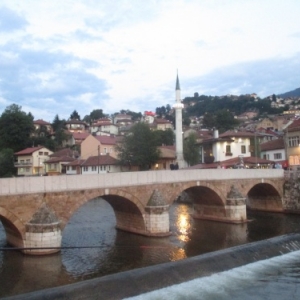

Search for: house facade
xmin=80 ymin=135 xmax=119 ymax=159
xmin=285 ymin=119 xmax=300 ymax=168
xmin=260 ymin=138 xmax=286 ymax=165
xmin=199 ymin=130 xmax=255 ymax=164
xmin=14 ymin=146 xmax=53 ymax=176
xmin=65 ymin=119 xmax=89 ymax=133
xmin=80 ymin=155 xmax=122 ymax=174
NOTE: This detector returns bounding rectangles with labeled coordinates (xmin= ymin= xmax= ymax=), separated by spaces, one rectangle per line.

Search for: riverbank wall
xmin=4 ymin=233 xmax=300 ymax=300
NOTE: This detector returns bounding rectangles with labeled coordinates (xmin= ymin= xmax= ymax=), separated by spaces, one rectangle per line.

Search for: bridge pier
xmin=193 ymin=185 xmax=247 ymax=224
xmin=23 ymin=203 xmax=62 ymax=255
xmin=144 ymin=189 xmax=171 ymax=236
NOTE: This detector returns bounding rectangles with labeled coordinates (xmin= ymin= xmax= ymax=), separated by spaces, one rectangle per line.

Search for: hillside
xmin=278 ymin=87 xmax=300 ymax=98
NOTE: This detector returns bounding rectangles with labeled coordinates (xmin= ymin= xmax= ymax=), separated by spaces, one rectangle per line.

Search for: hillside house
xmin=199 ymin=130 xmax=255 ymax=164
xmin=81 ymin=134 xmax=120 ymax=159
xmin=65 ymin=119 xmax=89 ymax=133
xmin=44 ymin=148 xmax=78 ymax=175
xmin=260 ymin=138 xmax=287 ymax=168
xmin=80 ymin=155 xmax=122 ymax=174
xmin=14 ymin=146 xmax=53 ymax=176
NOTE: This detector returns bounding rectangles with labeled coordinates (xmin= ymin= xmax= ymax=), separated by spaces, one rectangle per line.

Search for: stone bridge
xmin=0 ymin=169 xmax=284 ymax=255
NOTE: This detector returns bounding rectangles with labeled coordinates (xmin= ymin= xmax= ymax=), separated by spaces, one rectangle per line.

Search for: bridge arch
xmin=0 ymin=207 xmax=25 ymax=248
xmin=246 ymin=182 xmax=283 ymax=212
xmin=166 ymin=182 xmax=225 ymax=206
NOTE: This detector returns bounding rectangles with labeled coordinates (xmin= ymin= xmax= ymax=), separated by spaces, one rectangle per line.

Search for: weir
xmin=4 ymin=233 xmax=300 ymax=300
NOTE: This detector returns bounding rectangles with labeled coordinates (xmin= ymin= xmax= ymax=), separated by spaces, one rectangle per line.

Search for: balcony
xmin=14 ymin=161 xmax=33 ymax=167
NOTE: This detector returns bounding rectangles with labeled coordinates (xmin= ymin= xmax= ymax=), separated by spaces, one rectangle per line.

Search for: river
xmin=1 ymin=198 xmax=300 ymax=298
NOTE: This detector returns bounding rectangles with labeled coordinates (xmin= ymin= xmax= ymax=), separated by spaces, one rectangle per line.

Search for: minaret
xmin=173 ymin=72 xmax=185 ymax=168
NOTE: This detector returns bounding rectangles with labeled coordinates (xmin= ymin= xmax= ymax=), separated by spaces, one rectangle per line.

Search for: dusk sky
xmin=0 ymin=0 xmax=300 ymax=122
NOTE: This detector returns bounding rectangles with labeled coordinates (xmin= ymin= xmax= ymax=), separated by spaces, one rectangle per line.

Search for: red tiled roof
xmin=72 ymin=132 xmax=90 ymax=140
xmin=34 ymin=119 xmax=51 ymax=125
xmin=81 ymin=155 xmax=118 ymax=166
xmin=260 ymin=138 xmax=285 ymax=151
xmin=45 ymin=156 xmax=75 ymax=164
xmin=155 ymin=118 xmax=172 ymax=124
xmin=219 ymin=130 xmax=255 ymax=138
xmin=14 ymin=146 xmax=44 ymax=155
xmin=286 ymin=119 xmax=300 ymax=131
xmin=95 ymin=135 xmax=117 ymax=145
xmin=50 ymin=148 xmax=77 ymax=158
xmin=187 ymin=156 xmax=274 ymax=169
xmin=63 ymin=159 xmax=85 ymax=166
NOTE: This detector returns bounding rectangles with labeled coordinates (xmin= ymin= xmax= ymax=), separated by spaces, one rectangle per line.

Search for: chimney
xmin=213 ymin=129 xmax=219 ymax=138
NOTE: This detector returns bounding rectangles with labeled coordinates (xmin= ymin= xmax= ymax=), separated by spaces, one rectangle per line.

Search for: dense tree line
xmin=183 ymin=94 xmax=287 ymax=117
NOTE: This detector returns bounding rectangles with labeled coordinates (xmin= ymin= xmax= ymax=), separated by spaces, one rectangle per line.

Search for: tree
xmin=70 ymin=110 xmax=80 ymax=120
xmin=202 ymin=112 xmax=216 ymax=129
xmin=183 ymin=133 xmax=200 ymax=166
xmin=0 ymin=148 xmax=16 ymax=177
xmin=153 ymin=129 xmax=174 ymax=146
xmin=116 ymin=123 xmax=160 ymax=170
xmin=51 ymin=115 xmax=69 ymax=149
xmin=0 ymin=104 xmax=34 ymax=152
xmin=215 ymin=110 xmax=239 ymax=133
xmin=88 ymin=109 xmax=104 ymax=122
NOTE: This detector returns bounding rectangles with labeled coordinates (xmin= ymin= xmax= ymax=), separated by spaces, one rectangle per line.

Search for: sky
xmin=0 ymin=0 xmax=300 ymax=122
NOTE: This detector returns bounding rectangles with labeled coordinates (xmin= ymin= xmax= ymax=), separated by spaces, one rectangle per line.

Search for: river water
xmin=1 ymin=198 xmax=300 ymax=298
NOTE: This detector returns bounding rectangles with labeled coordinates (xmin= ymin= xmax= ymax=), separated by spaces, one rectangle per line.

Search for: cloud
xmin=0 ymin=0 xmax=300 ymax=121
xmin=184 ymin=54 xmax=300 ymax=98
xmin=0 ymin=6 xmax=28 ymax=32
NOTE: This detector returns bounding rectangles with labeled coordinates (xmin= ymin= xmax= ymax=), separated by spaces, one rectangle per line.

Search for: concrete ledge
xmin=4 ymin=233 xmax=300 ymax=300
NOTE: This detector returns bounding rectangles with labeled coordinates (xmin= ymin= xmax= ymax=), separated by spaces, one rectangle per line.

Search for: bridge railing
xmin=0 ymin=169 xmax=285 ymax=196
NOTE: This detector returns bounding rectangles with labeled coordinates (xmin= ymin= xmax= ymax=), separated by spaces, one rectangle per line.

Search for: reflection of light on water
xmin=176 ymin=206 xmax=191 ymax=243
xmin=169 ymin=248 xmax=186 ymax=261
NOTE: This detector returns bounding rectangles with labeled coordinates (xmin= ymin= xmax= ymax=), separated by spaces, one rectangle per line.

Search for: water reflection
xmin=1 ymin=200 xmax=300 ymax=298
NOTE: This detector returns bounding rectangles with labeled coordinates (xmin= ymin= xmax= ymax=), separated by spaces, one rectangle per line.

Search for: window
xmin=92 ymin=166 xmax=97 ymax=171
xmin=44 ymin=152 xmax=48 ymax=155
xmin=288 ymin=136 xmax=300 ymax=147
xmin=26 ymin=168 xmax=30 ymax=172
xmin=241 ymin=145 xmax=246 ymax=154
xmin=225 ymin=145 xmax=232 ymax=155
xmin=39 ymin=151 xmax=43 ymax=155
xmin=263 ymin=154 xmax=270 ymax=160
xmin=72 ymin=166 xmax=76 ymax=171
xmin=274 ymin=153 xmax=282 ymax=159
xmin=104 ymin=147 xmax=107 ymax=153
xmin=83 ymin=166 xmax=88 ymax=171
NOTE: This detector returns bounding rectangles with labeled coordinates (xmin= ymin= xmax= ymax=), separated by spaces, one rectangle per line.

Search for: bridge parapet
xmin=0 ymin=169 xmax=284 ymax=196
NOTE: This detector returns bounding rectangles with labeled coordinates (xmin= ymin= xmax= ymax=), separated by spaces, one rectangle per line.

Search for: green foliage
xmin=156 ymin=105 xmax=172 ymax=118
xmin=183 ymin=133 xmax=200 ymax=166
xmin=70 ymin=110 xmax=80 ymax=120
xmin=202 ymin=109 xmax=240 ymax=133
xmin=0 ymin=104 xmax=34 ymax=152
xmin=90 ymin=109 xmax=105 ymax=122
xmin=116 ymin=123 xmax=160 ymax=170
xmin=153 ymin=129 xmax=174 ymax=146
xmin=0 ymin=148 xmax=16 ymax=177
xmin=184 ymin=94 xmax=285 ymax=117
xmin=51 ymin=115 xmax=70 ymax=149
xmin=120 ymin=109 xmax=142 ymax=121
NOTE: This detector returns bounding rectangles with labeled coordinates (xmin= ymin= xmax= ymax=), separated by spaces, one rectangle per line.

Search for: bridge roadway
xmin=0 ymin=169 xmax=284 ymax=255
